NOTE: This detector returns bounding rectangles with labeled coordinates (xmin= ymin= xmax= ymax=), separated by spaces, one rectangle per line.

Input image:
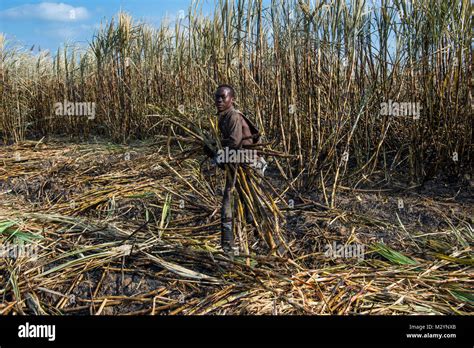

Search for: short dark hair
xmin=216 ymin=84 xmax=235 ymax=98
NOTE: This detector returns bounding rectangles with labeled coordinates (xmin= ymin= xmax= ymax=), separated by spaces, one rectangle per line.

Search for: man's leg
xmin=221 ymin=175 xmax=234 ymax=251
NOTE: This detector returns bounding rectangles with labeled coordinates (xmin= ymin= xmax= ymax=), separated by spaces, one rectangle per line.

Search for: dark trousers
xmin=221 ymin=175 xmax=234 ymax=246
xmin=221 ymin=176 xmax=233 ymax=222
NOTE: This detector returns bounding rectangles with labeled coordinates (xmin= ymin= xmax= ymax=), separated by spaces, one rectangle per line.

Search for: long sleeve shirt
xmin=217 ymin=106 xmax=253 ymax=149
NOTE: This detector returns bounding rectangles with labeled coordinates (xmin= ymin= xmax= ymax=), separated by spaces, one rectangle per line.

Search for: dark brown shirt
xmin=218 ymin=106 xmax=253 ymax=149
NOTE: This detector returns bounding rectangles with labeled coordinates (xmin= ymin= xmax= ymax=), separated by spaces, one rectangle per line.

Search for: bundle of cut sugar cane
xmin=165 ymin=113 xmax=291 ymax=256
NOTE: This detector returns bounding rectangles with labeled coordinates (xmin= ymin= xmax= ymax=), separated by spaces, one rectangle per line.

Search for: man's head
xmin=215 ymin=84 xmax=235 ymax=112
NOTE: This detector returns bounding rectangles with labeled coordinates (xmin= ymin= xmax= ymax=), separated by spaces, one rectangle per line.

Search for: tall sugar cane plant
xmin=0 ymin=0 xmax=471 ymax=200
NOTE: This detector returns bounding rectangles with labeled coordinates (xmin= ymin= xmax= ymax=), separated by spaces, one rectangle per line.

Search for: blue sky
xmin=0 ymin=0 xmax=214 ymax=52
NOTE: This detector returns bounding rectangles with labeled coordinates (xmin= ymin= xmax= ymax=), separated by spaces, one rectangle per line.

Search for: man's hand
xmin=203 ymin=144 xmax=216 ymax=158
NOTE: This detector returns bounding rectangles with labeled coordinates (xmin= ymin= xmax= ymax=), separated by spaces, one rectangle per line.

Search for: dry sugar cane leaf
xmin=432 ymin=253 xmax=474 ymax=266
xmin=144 ymin=252 xmax=221 ymax=283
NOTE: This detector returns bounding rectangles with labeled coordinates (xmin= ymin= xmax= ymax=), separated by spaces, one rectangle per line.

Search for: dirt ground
xmin=0 ymin=139 xmax=472 ymax=315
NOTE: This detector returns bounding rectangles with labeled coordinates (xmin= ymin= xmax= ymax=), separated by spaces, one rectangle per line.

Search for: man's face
xmin=215 ymin=87 xmax=234 ymax=112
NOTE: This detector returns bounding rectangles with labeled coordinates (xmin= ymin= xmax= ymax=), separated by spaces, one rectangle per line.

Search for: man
xmin=210 ymin=84 xmax=266 ymax=254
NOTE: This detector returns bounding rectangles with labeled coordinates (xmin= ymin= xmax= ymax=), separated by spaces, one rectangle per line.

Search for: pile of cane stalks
xmin=0 ymin=118 xmax=472 ymax=315
xmin=166 ymin=113 xmax=293 ymax=257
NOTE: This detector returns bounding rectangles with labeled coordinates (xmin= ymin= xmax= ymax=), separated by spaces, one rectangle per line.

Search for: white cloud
xmin=0 ymin=2 xmax=89 ymax=22
xmin=31 ymin=22 xmax=97 ymax=42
